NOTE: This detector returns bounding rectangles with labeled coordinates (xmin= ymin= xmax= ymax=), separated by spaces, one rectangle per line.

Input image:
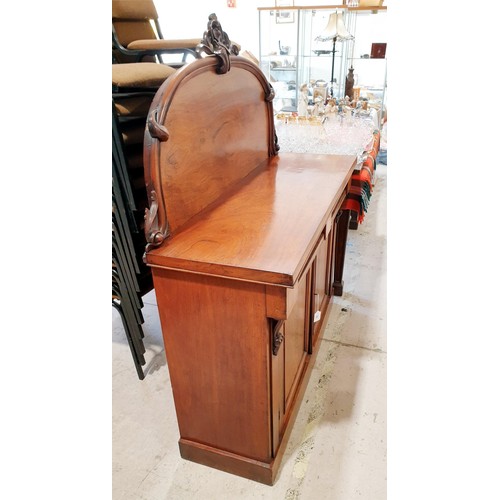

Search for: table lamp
xmin=315 ymin=11 xmax=354 ymax=99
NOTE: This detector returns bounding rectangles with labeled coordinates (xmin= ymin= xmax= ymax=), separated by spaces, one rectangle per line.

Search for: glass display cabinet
xmin=258 ymin=4 xmax=387 ymax=116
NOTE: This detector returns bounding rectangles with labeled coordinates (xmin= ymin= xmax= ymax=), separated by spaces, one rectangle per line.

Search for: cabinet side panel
xmin=153 ymin=268 xmax=272 ymax=462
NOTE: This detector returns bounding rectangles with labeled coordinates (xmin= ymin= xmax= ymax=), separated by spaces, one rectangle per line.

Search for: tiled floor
xmin=112 ymin=164 xmax=387 ymax=499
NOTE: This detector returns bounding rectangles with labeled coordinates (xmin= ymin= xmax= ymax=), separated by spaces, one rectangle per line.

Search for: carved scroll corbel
xmin=261 ymin=82 xmax=280 ymax=155
xmin=272 ymin=130 xmax=280 ymax=155
xmin=335 ymin=209 xmax=344 ymax=224
xmin=264 ymin=83 xmax=275 ymax=103
xmin=144 ymin=189 xmax=169 ymax=253
xmin=147 ymin=107 xmax=169 ymax=142
xmin=196 ymin=13 xmax=239 ymax=74
xmin=144 ymin=105 xmax=170 ymax=254
xmin=271 ymin=319 xmax=285 ymax=356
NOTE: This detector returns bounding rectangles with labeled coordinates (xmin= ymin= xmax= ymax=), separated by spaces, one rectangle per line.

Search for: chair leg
xmin=112 ymin=301 xmax=146 ymax=380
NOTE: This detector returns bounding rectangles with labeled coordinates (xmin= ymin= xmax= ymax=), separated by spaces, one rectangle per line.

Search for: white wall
xmin=155 ymin=1 xmax=387 ymax=61
xmin=155 ymin=0 xmax=274 ymax=56
xmin=154 ymin=1 xmax=358 ymax=56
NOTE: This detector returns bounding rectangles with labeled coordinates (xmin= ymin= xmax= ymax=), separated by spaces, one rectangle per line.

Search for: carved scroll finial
xmin=196 ymin=13 xmax=239 ymax=74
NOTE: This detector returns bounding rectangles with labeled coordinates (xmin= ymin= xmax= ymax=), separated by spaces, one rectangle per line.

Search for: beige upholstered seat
xmin=112 ymin=62 xmax=176 ymax=90
xmin=112 ymin=62 xmax=178 ymax=210
xmin=112 ymin=0 xmax=201 ymax=66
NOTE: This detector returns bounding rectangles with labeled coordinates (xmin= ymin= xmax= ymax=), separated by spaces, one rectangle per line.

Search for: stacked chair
xmin=112 ymin=0 xmax=202 ymax=67
xmin=112 ymin=62 xmax=177 ymax=379
xmin=111 ymin=8 xmax=242 ymax=378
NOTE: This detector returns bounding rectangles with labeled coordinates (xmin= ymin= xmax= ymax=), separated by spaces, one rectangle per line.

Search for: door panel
xmin=312 ymin=224 xmax=334 ymax=346
xmin=284 ymin=267 xmax=311 ymax=409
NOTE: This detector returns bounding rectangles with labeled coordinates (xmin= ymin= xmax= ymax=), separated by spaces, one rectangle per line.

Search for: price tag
xmin=313 ymin=310 xmax=321 ymax=323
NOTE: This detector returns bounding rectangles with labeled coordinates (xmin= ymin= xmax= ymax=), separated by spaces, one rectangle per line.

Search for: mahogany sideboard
xmin=142 ymin=25 xmax=356 ymax=485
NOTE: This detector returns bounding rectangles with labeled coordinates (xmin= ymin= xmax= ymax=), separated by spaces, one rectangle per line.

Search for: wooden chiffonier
xmin=142 ymin=23 xmax=356 ymax=485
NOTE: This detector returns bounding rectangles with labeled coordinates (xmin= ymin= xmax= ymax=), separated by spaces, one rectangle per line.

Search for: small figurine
xmin=326 ymin=98 xmax=337 ymax=111
xmin=313 ymin=96 xmax=325 ymax=116
xmin=298 ymin=84 xmax=309 ymax=117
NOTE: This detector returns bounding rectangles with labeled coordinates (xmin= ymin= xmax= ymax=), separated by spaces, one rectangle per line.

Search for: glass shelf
xmin=258 ymin=6 xmax=387 ymax=118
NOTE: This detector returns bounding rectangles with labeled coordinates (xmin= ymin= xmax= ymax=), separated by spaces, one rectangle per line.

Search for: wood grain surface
xmin=146 ymin=152 xmax=356 ymax=286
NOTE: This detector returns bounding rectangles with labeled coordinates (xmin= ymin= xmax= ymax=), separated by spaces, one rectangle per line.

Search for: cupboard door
xmin=311 ymin=224 xmax=334 ymax=347
xmin=284 ymin=267 xmax=311 ymax=410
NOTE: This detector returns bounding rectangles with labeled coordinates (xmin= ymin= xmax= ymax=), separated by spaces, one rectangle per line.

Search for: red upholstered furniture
xmin=343 ymin=130 xmax=381 ymax=229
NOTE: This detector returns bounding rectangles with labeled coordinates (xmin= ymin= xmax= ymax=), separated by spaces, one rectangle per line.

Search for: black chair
xmin=112 ymin=62 xmax=176 ymax=378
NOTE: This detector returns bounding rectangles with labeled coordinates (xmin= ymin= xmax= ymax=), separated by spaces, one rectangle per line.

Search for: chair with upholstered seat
xmin=112 ymin=0 xmax=201 ymax=67
xmin=112 ymin=61 xmax=177 ymax=379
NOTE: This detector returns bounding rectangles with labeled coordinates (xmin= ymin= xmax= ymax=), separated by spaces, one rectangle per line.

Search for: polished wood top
xmin=146 ymin=152 xmax=356 ymax=286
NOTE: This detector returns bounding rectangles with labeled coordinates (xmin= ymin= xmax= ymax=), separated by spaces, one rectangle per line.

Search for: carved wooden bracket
xmin=260 ymin=83 xmax=279 ymax=155
xmin=147 ymin=107 xmax=169 ymax=142
xmin=273 ymin=130 xmax=280 ymax=155
xmin=264 ymin=85 xmax=275 ymax=103
xmin=144 ymin=189 xmax=169 ymax=252
xmin=335 ymin=209 xmax=344 ymax=224
xmin=144 ymin=107 xmax=170 ymax=252
xmin=272 ymin=319 xmax=285 ymax=356
xmin=196 ymin=13 xmax=239 ymax=74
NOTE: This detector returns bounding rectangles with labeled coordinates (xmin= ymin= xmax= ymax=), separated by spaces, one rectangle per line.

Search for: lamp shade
xmin=315 ymin=12 xmax=354 ymax=42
